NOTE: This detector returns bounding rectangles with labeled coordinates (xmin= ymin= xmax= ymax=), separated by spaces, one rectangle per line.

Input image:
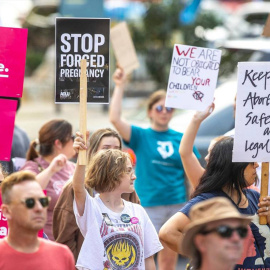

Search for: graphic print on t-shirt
xmin=236 ymin=214 xmax=270 ymax=269
xmin=157 ymin=141 xmax=174 ymax=159
xmin=104 ymin=234 xmax=139 ymax=269
xmin=100 ymin=215 xmax=143 ymax=270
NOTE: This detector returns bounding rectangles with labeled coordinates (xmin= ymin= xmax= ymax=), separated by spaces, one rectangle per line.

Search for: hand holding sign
xmin=113 ymin=67 xmax=127 ymax=88
xmin=233 ymin=62 xmax=270 ymax=224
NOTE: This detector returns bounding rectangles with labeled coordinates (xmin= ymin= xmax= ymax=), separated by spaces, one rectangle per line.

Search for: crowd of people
xmin=0 ymin=67 xmax=270 ymax=270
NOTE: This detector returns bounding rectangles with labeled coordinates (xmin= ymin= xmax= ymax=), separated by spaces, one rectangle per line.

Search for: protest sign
xmin=0 ymin=27 xmax=28 ymax=98
xmin=0 ymin=98 xmax=17 ymax=161
xmin=165 ymin=44 xmax=221 ymax=111
xmin=110 ymin=22 xmax=139 ymax=75
xmin=55 ymin=18 xmax=110 ymax=103
xmin=233 ymin=62 xmax=270 ymax=162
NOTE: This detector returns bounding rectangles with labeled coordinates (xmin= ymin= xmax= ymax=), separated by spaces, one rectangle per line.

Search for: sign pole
xmin=78 ymin=59 xmax=87 ymax=165
xmin=259 ymin=162 xmax=269 ymax=225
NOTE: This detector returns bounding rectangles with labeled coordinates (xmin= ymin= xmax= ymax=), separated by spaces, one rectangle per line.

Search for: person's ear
xmin=1 ymin=204 xmax=12 ymax=221
xmin=194 ymin=234 xmax=207 ymax=253
xmin=54 ymin=139 xmax=63 ymax=150
xmin=147 ymin=109 xmax=153 ymax=120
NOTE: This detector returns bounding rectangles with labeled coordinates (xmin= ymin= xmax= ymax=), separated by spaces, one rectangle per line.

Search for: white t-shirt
xmin=74 ymin=193 xmax=163 ymax=270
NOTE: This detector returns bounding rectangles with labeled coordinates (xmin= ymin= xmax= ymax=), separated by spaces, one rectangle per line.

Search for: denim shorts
xmin=144 ymin=203 xmax=185 ymax=233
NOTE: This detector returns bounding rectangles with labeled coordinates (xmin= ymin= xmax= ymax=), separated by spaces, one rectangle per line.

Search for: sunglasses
xmin=71 ymin=135 xmax=75 ymax=141
xmin=21 ymin=197 xmax=51 ymax=209
xmin=155 ymin=105 xmax=174 ymax=113
xmin=201 ymin=225 xmax=248 ymax=239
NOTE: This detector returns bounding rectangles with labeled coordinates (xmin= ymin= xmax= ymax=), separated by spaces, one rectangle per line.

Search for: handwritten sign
xmin=165 ymin=44 xmax=221 ymax=111
xmin=110 ymin=22 xmax=139 ymax=75
xmin=0 ymin=98 xmax=17 ymax=161
xmin=55 ymin=18 xmax=110 ymax=104
xmin=233 ymin=62 xmax=270 ymax=162
xmin=0 ymin=27 xmax=28 ymax=98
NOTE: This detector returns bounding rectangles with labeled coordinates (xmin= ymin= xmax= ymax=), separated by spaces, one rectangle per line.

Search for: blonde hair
xmin=1 ymin=171 xmax=37 ymax=204
xmin=85 ymin=149 xmax=130 ymax=193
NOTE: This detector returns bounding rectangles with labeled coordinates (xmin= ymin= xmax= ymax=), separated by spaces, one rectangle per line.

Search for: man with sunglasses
xmin=0 ymin=171 xmax=75 ymax=270
xmin=181 ymin=197 xmax=251 ymax=270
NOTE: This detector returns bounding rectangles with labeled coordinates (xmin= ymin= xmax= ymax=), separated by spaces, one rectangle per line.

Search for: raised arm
xmin=179 ymin=103 xmax=215 ymax=189
xmin=36 ymin=154 xmax=67 ymax=189
xmin=159 ymin=212 xmax=190 ymax=254
xmin=145 ymin=256 xmax=156 ymax=270
xmin=73 ymin=131 xmax=88 ymax=216
xmin=109 ymin=68 xmax=132 ymax=142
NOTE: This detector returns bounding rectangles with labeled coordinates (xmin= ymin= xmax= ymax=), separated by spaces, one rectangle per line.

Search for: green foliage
xmin=129 ymin=0 xmax=223 ymax=86
xmin=25 ymin=50 xmax=45 ymax=76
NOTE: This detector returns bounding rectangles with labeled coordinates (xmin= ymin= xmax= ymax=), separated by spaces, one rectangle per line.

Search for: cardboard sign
xmin=233 ymin=62 xmax=270 ymax=162
xmin=55 ymin=18 xmax=110 ymax=104
xmin=0 ymin=27 xmax=28 ymax=98
xmin=110 ymin=22 xmax=139 ymax=75
xmin=0 ymin=99 xmax=17 ymax=161
xmin=165 ymin=44 xmax=221 ymax=111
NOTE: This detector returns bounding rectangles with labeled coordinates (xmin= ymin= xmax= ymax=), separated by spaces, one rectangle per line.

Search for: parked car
xmin=201 ymin=2 xmax=270 ymax=44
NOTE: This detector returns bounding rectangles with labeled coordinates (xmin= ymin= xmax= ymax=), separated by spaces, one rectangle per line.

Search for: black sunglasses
xmin=155 ymin=105 xmax=174 ymax=113
xmin=71 ymin=135 xmax=75 ymax=141
xmin=21 ymin=197 xmax=51 ymax=209
xmin=201 ymin=225 xmax=248 ymax=239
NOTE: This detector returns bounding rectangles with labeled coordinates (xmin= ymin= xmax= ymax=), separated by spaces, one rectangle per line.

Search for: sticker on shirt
xmin=104 ymin=234 xmax=140 ymax=269
xmin=157 ymin=141 xmax=174 ymax=159
xmin=130 ymin=217 xmax=139 ymax=224
xmin=121 ymin=214 xmax=131 ymax=223
xmin=103 ymin=213 xmax=113 ymax=226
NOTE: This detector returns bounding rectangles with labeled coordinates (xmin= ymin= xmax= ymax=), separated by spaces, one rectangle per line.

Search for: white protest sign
xmin=233 ymin=62 xmax=270 ymax=162
xmin=165 ymin=44 xmax=221 ymax=111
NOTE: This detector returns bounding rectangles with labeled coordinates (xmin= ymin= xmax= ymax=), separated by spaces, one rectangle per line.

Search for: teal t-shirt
xmin=124 ymin=126 xmax=201 ymax=207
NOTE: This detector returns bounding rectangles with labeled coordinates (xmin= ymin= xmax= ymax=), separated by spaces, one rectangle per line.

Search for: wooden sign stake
xmin=78 ymin=59 xmax=87 ymax=165
xmin=259 ymin=162 xmax=269 ymax=225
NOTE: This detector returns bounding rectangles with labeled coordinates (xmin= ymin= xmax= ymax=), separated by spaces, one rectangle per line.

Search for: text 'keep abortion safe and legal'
xmin=233 ymin=62 xmax=270 ymax=162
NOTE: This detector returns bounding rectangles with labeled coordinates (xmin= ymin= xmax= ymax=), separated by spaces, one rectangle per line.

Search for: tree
xmin=129 ymin=0 xmax=223 ymax=87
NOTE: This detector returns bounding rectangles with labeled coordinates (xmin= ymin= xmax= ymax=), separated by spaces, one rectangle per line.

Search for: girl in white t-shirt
xmin=73 ymin=133 xmax=163 ymax=270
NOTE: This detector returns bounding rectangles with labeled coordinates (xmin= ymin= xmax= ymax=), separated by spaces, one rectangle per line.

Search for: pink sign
xmin=0 ymin=98 xmax=17 ymax=161
xmin=0 ymin=27 xmax=28 ymax=98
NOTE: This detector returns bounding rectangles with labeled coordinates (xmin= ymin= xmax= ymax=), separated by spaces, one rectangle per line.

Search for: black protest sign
xmin=55 ymin=18 xmax=110 ymax=103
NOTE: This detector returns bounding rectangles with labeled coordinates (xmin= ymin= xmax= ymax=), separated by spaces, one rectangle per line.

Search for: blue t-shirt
xmin=180 ymin=190 xmax=270 ymax=270
xmin=124 ymin=126 xmax=200 ymax=207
